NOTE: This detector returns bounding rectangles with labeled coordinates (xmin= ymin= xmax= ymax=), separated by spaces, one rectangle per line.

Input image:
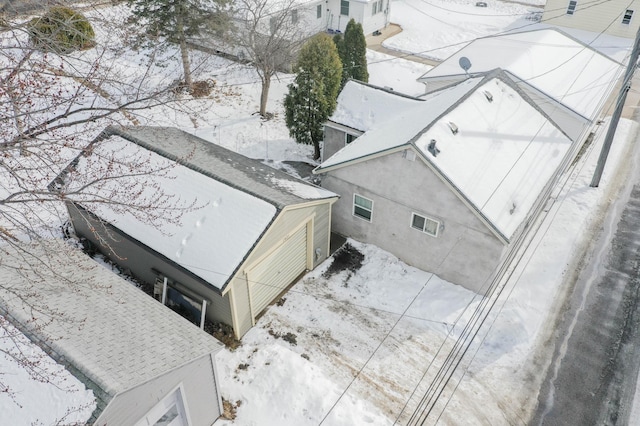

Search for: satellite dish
xmin=459 ymin=56 xmax=472 ymax=74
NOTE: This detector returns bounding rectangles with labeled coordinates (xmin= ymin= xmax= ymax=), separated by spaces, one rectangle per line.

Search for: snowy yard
xmin=213 ymin=118 xmax=638 ymax=425
xmin=217 ymin=241 xmax=479 ymax=425
xmin=1 ymin=0 xmax=637 ymax=424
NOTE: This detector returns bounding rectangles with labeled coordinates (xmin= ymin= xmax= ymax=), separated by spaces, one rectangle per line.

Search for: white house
xmin=0 ymin=240 xmax=224 ymax=426
xmin=58 ymin=126 xmax=338 ymax=339
xmin=326 ymin=0 xmax=390 ymax=34
xmin=542 ymin=0 xmax=640 ymax=38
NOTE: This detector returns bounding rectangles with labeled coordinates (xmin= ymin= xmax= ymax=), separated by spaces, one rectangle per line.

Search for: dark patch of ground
xmin=323 ymin=242 xmax=365 ymax=280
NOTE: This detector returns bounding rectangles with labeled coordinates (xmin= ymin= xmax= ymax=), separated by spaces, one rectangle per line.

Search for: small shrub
xmin=28 ymin=7 xmax=96 ymax=53
xmin=191 ymin=79 xmax=215 ymax=97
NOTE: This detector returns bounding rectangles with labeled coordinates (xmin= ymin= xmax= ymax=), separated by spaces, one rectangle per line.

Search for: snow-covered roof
xmin=65 ymin=126 xmax=337 ymax=291
xmin=0 ymin=240 xmax=223 ymax=400
xmin=328 ymin=80 xmax=424 ymax=132
xmin=418 ymin=28 xmax=623 ymax=121
xmin=319 ymin=77 xmax=487 ymax=169
xmin=316 ymin=74 xmax=573 ymax=240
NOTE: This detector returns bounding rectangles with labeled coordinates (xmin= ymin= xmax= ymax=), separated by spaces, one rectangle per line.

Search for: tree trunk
xmin=313 ymin=139 xmax=321 ymax=160
xmin=180 ymin=39 xmax=192 ymax=91
xmin=176 ymin=13 xmax=192 ymax=92
xmin=259 ymin=75 xmax=271 ymax=117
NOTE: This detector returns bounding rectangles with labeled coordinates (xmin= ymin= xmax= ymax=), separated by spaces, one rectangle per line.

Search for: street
xmin=532 ymin=116 xmax=640 ymax=425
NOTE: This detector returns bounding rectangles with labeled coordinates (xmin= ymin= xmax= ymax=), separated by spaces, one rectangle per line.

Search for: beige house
xmin=542 ymin=0 xmax=640 ymax=38
xmin=59 ymin=126 xmax=338 ymax=339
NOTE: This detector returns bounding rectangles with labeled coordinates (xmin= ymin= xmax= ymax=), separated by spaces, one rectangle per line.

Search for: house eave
xmin=313 ymin=144 xmax=410 ymax=174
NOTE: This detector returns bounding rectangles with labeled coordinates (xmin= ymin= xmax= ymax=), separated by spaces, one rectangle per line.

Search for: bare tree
xmin=0 ymin=4 xmax=206 ymax=404
xmin=232 ymin=0 xmax=320 ymax=117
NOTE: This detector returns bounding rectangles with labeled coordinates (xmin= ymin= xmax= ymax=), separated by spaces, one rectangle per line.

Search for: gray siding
xmin=323 ymin=126 xmax=347 ymax=162
xmin=321 ymin=149 xmax=505 ymax=293
xmin=323 ymin=125 xmax=362 ymax=162
xmin=96 ymin=353 xmax=220 ymax=426
xmin=67 ymin=203 xmax=234 ymax=327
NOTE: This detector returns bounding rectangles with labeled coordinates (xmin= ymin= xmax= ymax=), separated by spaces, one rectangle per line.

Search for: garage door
xmin=248 ymin=225 xmax=307 ymax=320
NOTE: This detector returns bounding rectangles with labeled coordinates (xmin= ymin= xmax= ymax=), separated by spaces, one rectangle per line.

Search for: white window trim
xmin=135 ymin=384 xmax=192 ymax=426
xmin=353 ymin=194 xmax=373 ymax=222
xmin=410 ymin=212 xmax=440 ymax=237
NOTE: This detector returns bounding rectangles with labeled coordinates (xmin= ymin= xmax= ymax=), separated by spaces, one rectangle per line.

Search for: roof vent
xmin=448 ymin=122 xmax=458 ymax=135
xmin=483 ymin=90 xmax=493 ymax=103
xmin=509 ymin=203 xmax=516 ymax=215
xmin=428 ymin=139 xmax=440 ymax=157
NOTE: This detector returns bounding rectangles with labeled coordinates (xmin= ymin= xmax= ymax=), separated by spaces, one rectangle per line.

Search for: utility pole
xmin=591 ymin=25 xmax=640 ymax=187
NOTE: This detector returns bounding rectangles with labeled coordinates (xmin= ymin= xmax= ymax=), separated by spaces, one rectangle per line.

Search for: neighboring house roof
xmin=61 ymin=126 xmax=337 ymax=291
xmin=328 ymin=80 xmax=424 ymax=132
xmin=418 ymin=28 xmax=623 ymax=122
xmin=315 ymin=73 xmax=574 ymax=241
xmin=0 ymin=240 xmax=223 ymax=414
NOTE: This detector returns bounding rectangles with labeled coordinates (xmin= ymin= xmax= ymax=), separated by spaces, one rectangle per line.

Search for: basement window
xmin=623 ymin=9 xmax=634 ymax=25
xmin=353 ymin=194 xmax=373 ymax=222
xmin=411 ymin=213 xmax=439 ymax=237
xmin=566 ymin=0 xmax=577 ymax=15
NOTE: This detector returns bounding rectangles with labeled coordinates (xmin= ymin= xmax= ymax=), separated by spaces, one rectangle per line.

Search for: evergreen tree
xmin=339 ymin=19 xmax=368 ymax=87
xmin=285 ymin=34 xmax=342 ymax=160
xmin=128 ymin=0 xmax=228 ymax=92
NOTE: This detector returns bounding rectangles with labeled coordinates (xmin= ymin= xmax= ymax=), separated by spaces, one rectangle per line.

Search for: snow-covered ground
xmin=1 ymin=0 xmax=637 ymax=424
xmin=0 ymin=318 xmax=95 ymax=425
xmin=386 ymin=0 xmax=632 ymax=62
xmin=213 ymin=117 xmax=636 ymax=425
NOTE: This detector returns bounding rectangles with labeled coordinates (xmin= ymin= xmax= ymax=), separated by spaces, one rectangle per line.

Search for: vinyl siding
xmin=228 ymin=201 xmax=334 ymax=338
xmin=96 ymin=353 xmax=220 ymax=426
xmin=542 ymin=0 xmax=640 ymax=38
xmin=248 ymin=225 xmax=307 ymax=318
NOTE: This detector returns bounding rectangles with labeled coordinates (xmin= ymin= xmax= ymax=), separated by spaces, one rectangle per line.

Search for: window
xmin=411 ymin=213 xmax=439 ymax=237
xmin=270 ymin=17 xmax=276 ymax=34
xmin=153 ymin=275 xmax=208 ymax=329
xmin=353 ymin=194 xmax=373 ymax=221
xmin=566 ymin=0 xmax=577 ymax=15
xmin=317 ymin=4 xmax=322 ymax=19
xmin=345 ymin=133 xmax=357 ymax=144
xmin=291 ymin=9 xmax=298 ymax=23
xmin=136 ymin=386 xmax=190 ymax=426
xmin=372 ymin=0 xmax=383 ymax=14
xmin=341 ymin=0 xmax=349 ymax=16
xmin=623 ymin=9 xmax=634 ymax=24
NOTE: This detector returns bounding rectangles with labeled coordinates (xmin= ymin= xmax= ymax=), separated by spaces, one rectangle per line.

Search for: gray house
xmin=60 ymin=126 xmax=338 ymax=339
xmin=315 ymin=72 xmax=576 ymax=292
xmin=0 ymin=240 xmax=224 ymax=426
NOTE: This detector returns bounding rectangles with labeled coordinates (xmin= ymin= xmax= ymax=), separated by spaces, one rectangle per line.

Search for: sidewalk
xmin=366 ymin=23 xmax=441 ymax=67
